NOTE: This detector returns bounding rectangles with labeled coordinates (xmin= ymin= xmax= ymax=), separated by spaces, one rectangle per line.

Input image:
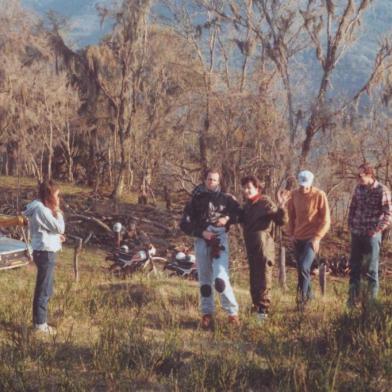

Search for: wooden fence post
xmin=69 ymin=235 xmax=83 ymax=282
xmin=73 ymin=238 xmax=82 ymax=282
xmin=279 ymin=246 xmax=288 ymax=291
xmin=319 ymin=262 xmax=327 ymax=296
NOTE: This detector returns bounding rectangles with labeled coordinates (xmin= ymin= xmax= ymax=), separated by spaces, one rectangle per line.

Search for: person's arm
xmin=309 ymin=192 xmax=330 ymax=253
xmin=374 ymin=187 xmax=392 ymax=233
xmin=272 ymin=207 xmax=288 ymax=227
xmin=264 ymin=196 xmax=288 ymax=227
xmin=314 ymin=191 xmax=331 ymax=241
xmin=179 ymin=198 xmax=207 ymax=238
xmin=286 ymin=196 xmax=296 ymax=237
xmin=220 ymin=194 xmax=243 ymax=226
xmin=36 ymin=206 xmax=65 ymax=234
xmin=347 ymin=188 xmax=358 ymax=231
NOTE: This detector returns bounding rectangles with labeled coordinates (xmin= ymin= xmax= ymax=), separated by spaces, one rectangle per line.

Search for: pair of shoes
xmin=34 ymin=323 xmax=56 ymax=334
xmin=201 ymin=314 xmax=213 ymax=330
xmin=228 ymin=315 xmax=240 ymax=326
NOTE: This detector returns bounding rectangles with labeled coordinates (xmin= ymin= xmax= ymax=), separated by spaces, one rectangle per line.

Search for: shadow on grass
xmin=93 ymin=282 xmax=158 ymax=311
xmin=178 ymin=318 xmax=200 ymax=331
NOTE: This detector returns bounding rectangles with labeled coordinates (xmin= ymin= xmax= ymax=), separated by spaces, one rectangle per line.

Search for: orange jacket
xmin=286 ymin=187 xmax=330 ymax=241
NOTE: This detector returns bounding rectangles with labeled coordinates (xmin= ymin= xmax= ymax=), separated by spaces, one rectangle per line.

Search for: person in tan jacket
xmin=287 ymin=170 xmax=331 ymax=309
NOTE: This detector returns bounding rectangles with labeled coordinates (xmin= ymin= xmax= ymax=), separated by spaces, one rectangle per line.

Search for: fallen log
xmin=68 ymin=214 xmax=112 ymax=233
xmin=133 ymin=216 xmax=172 ymax=232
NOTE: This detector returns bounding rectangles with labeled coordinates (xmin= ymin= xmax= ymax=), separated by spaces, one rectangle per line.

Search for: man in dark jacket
xmin=240 ymin=175 xmax=288 ymax=321
xmin=180 ymin=168 xmax=240 ymax=329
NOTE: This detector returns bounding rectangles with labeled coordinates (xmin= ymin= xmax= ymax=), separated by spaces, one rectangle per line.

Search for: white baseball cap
xmin=297 ymin=170 xmax=314 ymax=187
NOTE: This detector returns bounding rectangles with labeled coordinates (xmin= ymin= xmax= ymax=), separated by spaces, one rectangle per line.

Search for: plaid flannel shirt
xmin=348 ymin=180 xmax=392 ymax=236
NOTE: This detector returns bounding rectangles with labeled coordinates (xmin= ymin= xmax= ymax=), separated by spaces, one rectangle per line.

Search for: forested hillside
xmin=2 ymin=0 xmax=392 ymax=219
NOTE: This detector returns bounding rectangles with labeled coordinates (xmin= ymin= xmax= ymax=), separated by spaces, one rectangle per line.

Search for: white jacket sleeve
xmin=36 ymin=206 xmax=65 ymax=234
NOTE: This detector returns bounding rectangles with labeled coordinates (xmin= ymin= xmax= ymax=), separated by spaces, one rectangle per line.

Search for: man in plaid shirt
xmin=348 ymin=163 xmax=392 ymax=306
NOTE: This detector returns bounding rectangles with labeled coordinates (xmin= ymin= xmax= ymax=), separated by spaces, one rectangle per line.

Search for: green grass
xmin=0 ymin=245 xmax=391 ymax=391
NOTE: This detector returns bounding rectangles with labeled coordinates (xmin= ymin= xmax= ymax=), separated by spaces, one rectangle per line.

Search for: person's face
xmin=242 ymin=182 xmax=259 ymax=200
xmin=300 ymin=185 xmax=311 ymax=193
xmin=53 ymin=189 xmax=60 ymax=205
xmin=205 ymin=172 xmax=220 ymax=191
xmin=357 ymin=168 xmax=374 ymax=186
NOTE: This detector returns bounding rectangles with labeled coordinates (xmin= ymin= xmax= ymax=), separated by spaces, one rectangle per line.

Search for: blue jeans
xmin=294 ymin=239 xmax=316 ymax=304
xmin=349 ymin=232 xmax=381 ymax=301
xmin=32 ymin=251 xmax=56 ymax=325
xmin=195 ymin=226 xmax=239 ymax=316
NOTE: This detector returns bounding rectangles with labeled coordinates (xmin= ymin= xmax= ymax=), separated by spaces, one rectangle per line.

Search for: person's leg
xmin=348 ymin=233 xmax=364 ymax=306
xmin=364 ymin=232 xmax=381 ymax=300
xmin=32 ymin=251 xmax=56 ymax=325
xmin=260 ymin=232 xmax=275 ymax=314
xmin=295 ymin=239 xmax=315 ymax=306
xmin=247 ymin=254 xmax=260 ymax=309
xmin=195 ymin=238 xmax=215 ymax=316
xmin=260 ymin=258 xmax=274 ymax=314
xmin=294 ymin=240 xmax=304 ymax=302
xmin=211 ymin=229 xmax=239 ymax=316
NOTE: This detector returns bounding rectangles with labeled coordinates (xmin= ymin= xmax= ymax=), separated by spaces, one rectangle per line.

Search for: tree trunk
xmin=112 ymin=163 xmax=127 ymax=200
xmin=199 ymin=114 xmax=209 ymax=171
xmin=112 ymin=125 xmax=128 ymax=200
xmin=87 ymin=128 xmax=98 ymax=187
xmin=47 ymin=121 xmax=53 ymax=180
xmin=6 ymin=142 xmax=18 ymax=176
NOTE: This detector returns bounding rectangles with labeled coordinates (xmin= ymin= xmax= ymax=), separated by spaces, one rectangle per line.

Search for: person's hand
xmin=216 ymin=216 xmax=229 ymax=227
xmin=202 ymin=231 xmax=216 ymax=240
xmin=311 ymin=238 xmax=320 ymax=253
xmin=60 ymin=235 xmax=66 ymax=243
xmin=277 ymin=189 xmax=290 ymax=207
xmin=368 ymin=230 xmax=377 ymax=237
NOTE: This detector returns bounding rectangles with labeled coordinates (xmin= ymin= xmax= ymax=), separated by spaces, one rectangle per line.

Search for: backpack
xmin=179 ymin=202 xmax=195 ymax=236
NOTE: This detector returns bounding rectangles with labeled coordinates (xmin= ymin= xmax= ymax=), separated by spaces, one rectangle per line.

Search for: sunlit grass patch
xmin=0 ymin=244 xmax=391 ymax=390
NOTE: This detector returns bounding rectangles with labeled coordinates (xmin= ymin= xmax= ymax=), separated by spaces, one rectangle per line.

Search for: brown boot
xmin=228 ymin=315 xmax=240 ymax=326
xmin=201 ymin=314 xmax=213 ymax=330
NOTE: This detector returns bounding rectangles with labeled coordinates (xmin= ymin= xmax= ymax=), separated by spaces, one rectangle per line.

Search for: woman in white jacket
xmin=23 ymin=181 xmax=65 ymax=333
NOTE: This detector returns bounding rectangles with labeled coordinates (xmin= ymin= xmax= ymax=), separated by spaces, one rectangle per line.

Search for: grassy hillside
xmin=0 ymin=245 xmax=391 ymax=391
xmin=0 ymin=176 xmax=391 ymax=390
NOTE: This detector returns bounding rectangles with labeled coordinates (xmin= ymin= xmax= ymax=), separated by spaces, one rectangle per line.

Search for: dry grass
xmin=0 ymin=177 xmax=391 ymax=391
xmin=0 ymin=244 xmax=391 ymax=391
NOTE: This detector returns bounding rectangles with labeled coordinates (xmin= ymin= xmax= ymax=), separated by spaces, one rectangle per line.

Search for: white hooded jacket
xmin=23 ymin=200 xmax=65 ymax=252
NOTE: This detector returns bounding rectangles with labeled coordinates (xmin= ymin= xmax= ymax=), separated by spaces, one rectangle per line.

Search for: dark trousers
xmin=245 ymin=231 xmax=275 ymax=313
xmin=349 ymin=232 xmax=381 ymax=301
xmin=294 ymin=239 xmax=316 ymax=304
xmin=248 ymin=254 xmax=273 ymax=313
xmin=32 ymin=250 xmax=56 ymax=325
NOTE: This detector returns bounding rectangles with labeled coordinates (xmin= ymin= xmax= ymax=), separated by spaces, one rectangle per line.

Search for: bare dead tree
xmin=299 ymin=0 xmax=392 ymax=166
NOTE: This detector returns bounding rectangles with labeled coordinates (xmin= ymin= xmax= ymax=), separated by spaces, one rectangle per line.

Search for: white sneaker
xmin=256 ymin=312 xmax=268 ymax=322
xmin=34 ymin=323 xmax=56 ymax=334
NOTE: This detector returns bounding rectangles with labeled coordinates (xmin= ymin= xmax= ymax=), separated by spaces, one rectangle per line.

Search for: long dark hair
xmin=240 ymin=175 xmax=262 ymax=190
xmin=38 ymin=180 xmax=60 ymax=217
